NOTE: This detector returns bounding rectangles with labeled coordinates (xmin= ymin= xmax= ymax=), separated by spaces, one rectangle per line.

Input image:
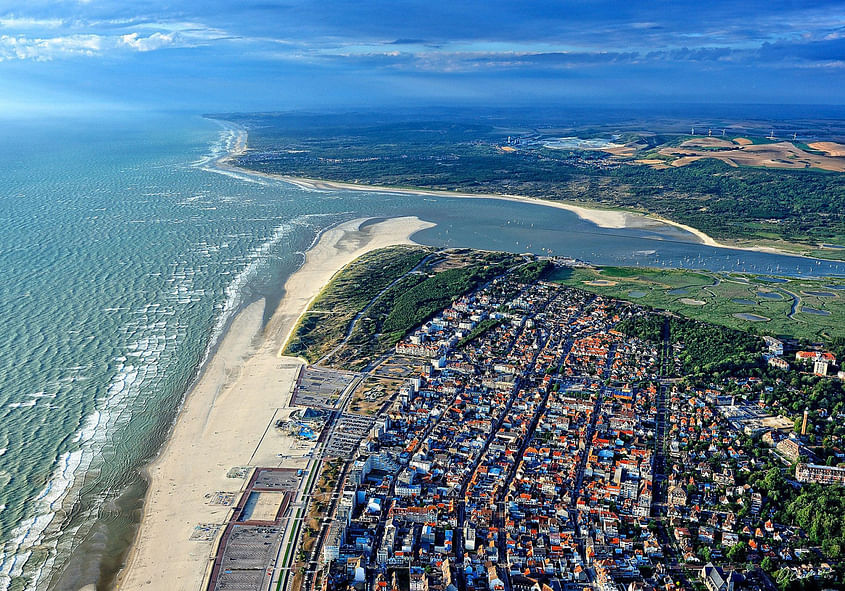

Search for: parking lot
xmin=323 ymin=413 xmax=376 ymax=458
xmin=291 ymin=366 xmax=358 ymax=409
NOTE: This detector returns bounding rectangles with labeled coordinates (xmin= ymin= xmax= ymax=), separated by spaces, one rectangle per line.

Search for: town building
xmin=795 ymin=463 xmax=845 ymax=486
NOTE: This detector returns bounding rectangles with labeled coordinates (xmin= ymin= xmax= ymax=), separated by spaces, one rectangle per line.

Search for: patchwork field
xmin=655 ymin=138 xmax=845 ymax=172
xmin=550 ymin=265 xmax=845 ymax=341
xmin=809 ymin=141 xmax=845 ymax=157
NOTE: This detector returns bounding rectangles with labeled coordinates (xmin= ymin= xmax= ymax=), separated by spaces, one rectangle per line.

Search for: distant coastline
xmin=212 ymin=122 xmax=808 ymax=260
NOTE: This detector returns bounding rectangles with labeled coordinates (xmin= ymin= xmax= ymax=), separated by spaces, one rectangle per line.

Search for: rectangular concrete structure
xmin=205 ymin=468 xmax=301 ymax=591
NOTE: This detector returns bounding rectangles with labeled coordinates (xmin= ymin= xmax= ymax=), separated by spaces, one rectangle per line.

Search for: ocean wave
xmin=163 ymin=210 xmax=345 ymax=434
xmin=188 ymin=216 xmax=304 ymax=380
xmin=0 ymin=449 xmax=83 ymax=591
xmin=0 ymin=211 xmax=332 ymax=590
xmin=191 ymin=120 xmax=271 ymax=186
xmin=0 ymin=303 xmax=181 ymax=589
xmin=204 ymin=165 xmax=269 ymax=186
xmin=0 ymin=116 xmax=351 ymax=591
xmin=190 ymin=120 xmax=241 ymax=168
xmin=6 ymin=400 xmax=37 ymax=409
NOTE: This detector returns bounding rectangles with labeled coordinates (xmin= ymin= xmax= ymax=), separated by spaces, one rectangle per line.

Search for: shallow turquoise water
xmin=1 ymin=113 xmax=844 ymax=590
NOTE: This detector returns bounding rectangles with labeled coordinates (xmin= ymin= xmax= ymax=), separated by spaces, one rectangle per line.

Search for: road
xmin=299 ymin=460 xmax=350 ymax=591
xmin=454 ymin=288 xmax=557 ymax=591
xmin=648 ymin=317 xmax=693 ymax=588
xmin=568 ymin=339 xmax=617 ymax=585
xmin=269 ymin=458 xmax=320 ymax=591
xmin=651 ymin=316 xmax=671 ymax=518
xmin=269 ymin=374 xmax=359 ymax=591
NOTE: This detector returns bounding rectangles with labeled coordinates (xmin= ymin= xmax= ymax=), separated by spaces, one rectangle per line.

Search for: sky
xmin=0 ymin=0 xmax=844 ymax=114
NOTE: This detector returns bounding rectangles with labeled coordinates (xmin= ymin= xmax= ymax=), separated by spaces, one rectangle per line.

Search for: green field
xmin=550 ymin=265 xmax=845 ymax=341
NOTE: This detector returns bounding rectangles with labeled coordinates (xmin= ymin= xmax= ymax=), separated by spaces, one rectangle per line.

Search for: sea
xmin=0 ymin=112 xmax=844 ymax=591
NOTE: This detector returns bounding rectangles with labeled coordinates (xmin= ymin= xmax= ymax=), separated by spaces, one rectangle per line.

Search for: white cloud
xmin=133 ymin=21 xmax=230 ymax=40
xmin=120 ymin=31 xmax=180 ymax=52
xmin=0 ymin=16 xmax=65 ymax=29
xmin=0 ymin=34 xmax=102 ymax=61
xmin=0 ymin=29 xmax=193 ymax=61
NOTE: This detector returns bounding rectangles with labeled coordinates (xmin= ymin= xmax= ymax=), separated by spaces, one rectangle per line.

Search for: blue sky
xmin=1 ymin=0 xmax=844 ymax=114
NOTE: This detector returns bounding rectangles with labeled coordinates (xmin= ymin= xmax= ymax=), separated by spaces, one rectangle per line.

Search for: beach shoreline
xmin=115 ymin=215 xmax=434 ymax=591
xmin=212 ymin=123 xmax=816 ymax=259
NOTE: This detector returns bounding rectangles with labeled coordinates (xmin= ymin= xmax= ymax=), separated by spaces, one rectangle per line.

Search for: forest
xmin=616 ymin=312 xmax=763 ymax=377
xmin=381 ymin=264 xmax=504 ymax=341
xmin=750 ymin=466 xmax=845 ymax=565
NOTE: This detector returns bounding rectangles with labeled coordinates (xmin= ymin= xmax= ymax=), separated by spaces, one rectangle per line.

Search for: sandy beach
xmin=116 ymin=216 xmax=434 ymax=591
